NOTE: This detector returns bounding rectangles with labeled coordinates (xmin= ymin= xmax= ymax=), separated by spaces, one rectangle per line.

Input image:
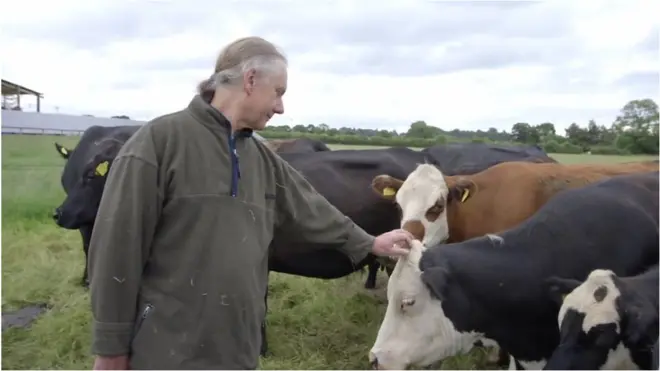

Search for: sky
xmin=2 ymin=0 xmax=658 ymax=135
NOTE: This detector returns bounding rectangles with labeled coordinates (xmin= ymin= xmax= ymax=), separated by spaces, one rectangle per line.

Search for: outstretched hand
xmin=371 ymin=229 xmax=414 ymax=258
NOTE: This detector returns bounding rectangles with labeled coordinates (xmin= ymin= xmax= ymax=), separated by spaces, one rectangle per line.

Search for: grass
xmin=2 ymin=134 xmax=657 ymax=369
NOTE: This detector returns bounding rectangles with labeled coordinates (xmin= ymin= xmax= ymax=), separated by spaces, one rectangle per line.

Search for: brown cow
xmin=371 ymin=160 xmax=659 ymax=247
xmin=369 ymin=159 xmax=659 ymax=366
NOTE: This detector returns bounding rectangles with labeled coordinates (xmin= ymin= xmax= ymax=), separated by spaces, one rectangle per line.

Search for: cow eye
xmin=401 ymin=298 xmax=416 ymax=309
xmin=425 ymin=203 xmax=445 ymax=220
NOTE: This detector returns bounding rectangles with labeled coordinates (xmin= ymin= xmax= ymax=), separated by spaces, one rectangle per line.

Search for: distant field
xmin=2 ymin=134 xmax=657 ymax=369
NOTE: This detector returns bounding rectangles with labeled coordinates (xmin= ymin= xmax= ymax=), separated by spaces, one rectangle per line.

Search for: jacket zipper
xmin=228 ymin=133 xmax=241 ymax=197
xmin=135 ymin=303 xmax=154 ymax=332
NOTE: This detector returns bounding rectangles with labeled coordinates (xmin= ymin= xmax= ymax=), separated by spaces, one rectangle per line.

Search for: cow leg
xmin=79 ymin=225 xmax=93 ymax=288
xmin=364 ymin=260 xmax=379 ymax=289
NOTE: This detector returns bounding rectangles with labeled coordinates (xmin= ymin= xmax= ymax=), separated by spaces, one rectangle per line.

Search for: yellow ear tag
xmin=95 ymin=161 xmax=109 ymax=176
xmin=460 ymin=189 xmax=470 ymax=203
xmin=60 ymin=147 xmax=68 ymax=156
xmin=383 ymin=187 xmax=396 ymax=197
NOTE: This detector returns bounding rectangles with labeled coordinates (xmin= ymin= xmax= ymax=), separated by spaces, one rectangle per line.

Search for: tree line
xmin=258 ymin=98 xmax=658 ymax=155
xmin=109 ymin=98 xmax=658 ymax=155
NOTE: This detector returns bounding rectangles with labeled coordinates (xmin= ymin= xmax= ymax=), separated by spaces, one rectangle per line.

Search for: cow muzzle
xmin=52 ymin=208 xmax=61 ymax=221
xmin=369 ymin=352 xmax=402 ymax=370
xmin=369 ymin=352 xmax=382 ymax=370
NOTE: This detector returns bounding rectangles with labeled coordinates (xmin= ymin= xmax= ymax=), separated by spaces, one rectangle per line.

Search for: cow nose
xmin=52 ymin=208 xmax=61 ymax=221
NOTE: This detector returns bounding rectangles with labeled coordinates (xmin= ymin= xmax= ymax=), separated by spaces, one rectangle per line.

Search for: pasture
xmin=1 ymin=134 xmax=657 ymax=369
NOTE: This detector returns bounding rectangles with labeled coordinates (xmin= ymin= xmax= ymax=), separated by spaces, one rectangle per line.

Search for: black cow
xmin=544 ymin=264 xmax=659 ymax=370
xmin=269 ymin=147 xmax=427 ymax=278
xmin=421 ymin=142 xmax=557 ymax=175
xmin=266 ymin=137 xmax=331 ymax=153
xmin=368 ymin=171 xmax=659 ymax=370
xmin=53 ymin=125 xmax=141 ymax=286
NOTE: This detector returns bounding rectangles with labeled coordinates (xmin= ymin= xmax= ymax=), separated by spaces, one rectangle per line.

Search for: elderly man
xmin=88 ymin=36 xmax=413 ymax=370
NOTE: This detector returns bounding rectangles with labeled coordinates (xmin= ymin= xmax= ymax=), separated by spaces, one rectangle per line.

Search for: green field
xmin=2 ymin=135 xmax=657 ymax=369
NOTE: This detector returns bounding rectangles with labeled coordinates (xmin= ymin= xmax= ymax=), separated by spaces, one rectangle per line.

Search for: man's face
xmin=243 ymin=67 xmax=287 ymax=130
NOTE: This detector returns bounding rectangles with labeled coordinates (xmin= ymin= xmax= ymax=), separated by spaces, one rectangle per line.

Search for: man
xmin=88 ymin=36 xmax=413 ymax=370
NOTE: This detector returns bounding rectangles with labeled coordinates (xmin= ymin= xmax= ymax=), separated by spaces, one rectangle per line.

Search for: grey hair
xmin=197 ymin=37 xmax=288 ymax=102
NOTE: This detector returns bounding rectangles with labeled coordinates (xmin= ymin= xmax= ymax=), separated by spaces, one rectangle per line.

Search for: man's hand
xmin=93 ymin=355 xmax=129 ymax=370
xmin=371 ymin=229 xmax=414 ymax=258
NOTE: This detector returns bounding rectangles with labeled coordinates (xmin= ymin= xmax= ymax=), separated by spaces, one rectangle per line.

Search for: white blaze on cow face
xmin=556 ymin=269 xmax=638 ymax=370
xmin=368 ymin=240 xmax=483 ymax=370
xmin=394 ymin=164 xmax=450 ymax=247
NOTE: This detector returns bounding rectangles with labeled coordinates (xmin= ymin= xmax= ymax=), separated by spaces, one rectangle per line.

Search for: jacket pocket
xmin=129 ymin=295 xmax=192 ymax=369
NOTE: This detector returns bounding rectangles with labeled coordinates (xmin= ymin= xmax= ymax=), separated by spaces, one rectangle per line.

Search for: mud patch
xmin=2 ymin=303 xmax=49 ymax=332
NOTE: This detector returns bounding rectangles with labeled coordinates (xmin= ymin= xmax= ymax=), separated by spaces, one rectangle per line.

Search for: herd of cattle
xmin=49 ymin=124 xmax=659 ymax=370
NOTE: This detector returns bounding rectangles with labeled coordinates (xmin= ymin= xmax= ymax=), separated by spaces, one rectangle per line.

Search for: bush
xmin=590 ymin=145 xmax=630 ymax=155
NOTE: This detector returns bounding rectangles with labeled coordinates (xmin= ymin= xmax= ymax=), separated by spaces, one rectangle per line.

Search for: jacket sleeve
xmin=87 ymin=152 xmax=162 ymax=356
xmin=272 ymin=155 xmax=374 ymax=265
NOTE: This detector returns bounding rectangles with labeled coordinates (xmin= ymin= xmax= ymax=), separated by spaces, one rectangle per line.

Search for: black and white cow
xmin=544 ymin=264 xmax=659 ymax=370
xmin=368 ymin=171 xmax=659 ymax=370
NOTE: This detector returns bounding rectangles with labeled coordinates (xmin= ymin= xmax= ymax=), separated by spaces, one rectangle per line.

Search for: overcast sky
xmin=2 ymin=0 xmax=658 ymax=134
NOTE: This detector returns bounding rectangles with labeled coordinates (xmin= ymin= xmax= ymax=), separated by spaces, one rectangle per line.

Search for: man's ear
xmin=244 ymin=68 xmax=258 ymax=94
xmin=545 ymin=276 xmax=582 ymax=305
xmin=371 ymin=175 xmax=404 ymax=201
xmin=447 ymin=178 xmax=476 ymax=204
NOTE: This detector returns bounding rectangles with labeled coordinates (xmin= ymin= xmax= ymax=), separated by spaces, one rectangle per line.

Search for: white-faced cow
xmin=544 ymin=264 xmax=659 ymax=370
xmin=368 ymin=171 xmax=659 ymax=370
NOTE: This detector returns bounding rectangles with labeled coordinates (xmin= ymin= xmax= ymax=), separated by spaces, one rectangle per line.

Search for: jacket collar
xmin=187 ymin=94 xmax=254 ymax=138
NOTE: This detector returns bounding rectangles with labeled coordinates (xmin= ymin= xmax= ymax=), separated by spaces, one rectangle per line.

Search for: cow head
xmin=372 ymin=164 xmax=473 ymax=247
xmin=54 ymin=142 xmax=72 ymax=159
xmin=53 ymin=138 xmax=123 ymax=229
xmin=544 ymin=269 xmax=657 ymax=369
xmin=368 ymin=240 xmax=483 ymax=369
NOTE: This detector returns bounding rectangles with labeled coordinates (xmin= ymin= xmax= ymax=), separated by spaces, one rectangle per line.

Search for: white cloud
xmin=2 ymin=0 xmax=658 ymax=135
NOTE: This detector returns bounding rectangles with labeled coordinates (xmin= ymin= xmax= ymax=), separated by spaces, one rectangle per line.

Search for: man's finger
xmin=391 ymin=247 xmax=410 ymax=256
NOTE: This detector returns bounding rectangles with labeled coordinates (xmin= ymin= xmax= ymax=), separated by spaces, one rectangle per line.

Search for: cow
xmin=367 ymin=171 xmax=659 ymax=370
xmin=53 ymin=125 xmax=141 ymax=286
xmin=420 ymin=142 xmax=557 ymax=175
xmin=371 ymin=160 xmax=660 ymax=247
xmin=544 ymin=264 xmax=659 ymax=370
xmin=264 ymin=137 xmax=331 ymax=153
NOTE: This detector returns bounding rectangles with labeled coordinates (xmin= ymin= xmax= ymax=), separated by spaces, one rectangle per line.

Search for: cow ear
xmin=447 ymin=178 xmax=475 ymax=204
xmin=94 ymin=161 xmax=110 ymax=177
xmin=371 ymin=175 xmax=404 ymax=201
xmin=54 ymin=142 xmax=70 ymax=159
xmin=545 ymin=276 xmax=581 ymax=305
